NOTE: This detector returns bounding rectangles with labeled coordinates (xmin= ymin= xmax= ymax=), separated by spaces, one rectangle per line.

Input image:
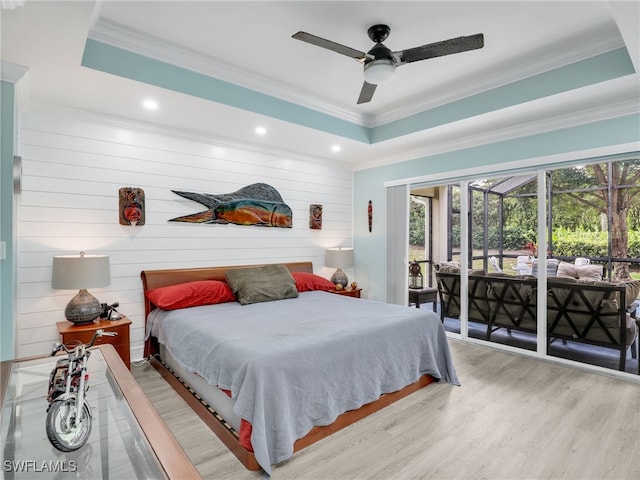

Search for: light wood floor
xmin=131 ymin=340 xmax=640 ymax=480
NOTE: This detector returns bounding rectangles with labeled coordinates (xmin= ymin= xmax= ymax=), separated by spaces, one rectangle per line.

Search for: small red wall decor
xmin=119 ymin=187 xmax=145 ymax=226
xmin=309 ymin=204 xmax=323 ymax=229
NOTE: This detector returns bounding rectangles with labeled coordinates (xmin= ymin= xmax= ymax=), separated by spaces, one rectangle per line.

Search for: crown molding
xmin=88 ymin=18 xmax=371 ymax=127
xmin=355 ymin=99 xmax=638 ymax=171
xmin=89 ymin=17 xmax=626 ymax=132
xmin=369 ymin=23 xmax=626 ymax=127
xmin=0 ymin=61 xmax=28 ymax=83
xmin=19 ymin=71 xmax=638 ymax=175
xmin=353 ymin=76 xmax=639 ymax=171
xmin=0 ymin=0 xmax=24 ymax=10
xmin=383 ymin=142 xmax=640 ymax=190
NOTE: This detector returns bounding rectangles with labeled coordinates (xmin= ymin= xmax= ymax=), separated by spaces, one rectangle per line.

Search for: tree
xmin=409 ymin=197 xmax=425 ymax=248
xmin=553 ymin=160 xmax=640 ymax=279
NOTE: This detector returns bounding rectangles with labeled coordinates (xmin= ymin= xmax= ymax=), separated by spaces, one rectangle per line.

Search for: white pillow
xmin=557 ymin=261 xmax=602 ymax=281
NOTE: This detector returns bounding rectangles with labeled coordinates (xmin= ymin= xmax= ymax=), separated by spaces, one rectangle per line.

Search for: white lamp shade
xmin=325 ymin=248 xmax=354 ymax=269
xmin=52 ymin=254 xmax=110 ymax=290
xmin=363 ymin=60 xmax=395 ymax=85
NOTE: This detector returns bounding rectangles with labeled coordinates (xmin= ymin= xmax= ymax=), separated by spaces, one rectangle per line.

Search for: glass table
xmin=1 ymin=344 xmax=200 ymax=479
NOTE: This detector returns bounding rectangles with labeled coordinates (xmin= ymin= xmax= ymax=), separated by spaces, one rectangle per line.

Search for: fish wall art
xmin=169 ymin=183 xmax=293 ymax=228
xmin=119 ymin=187 xmax=145 ymax=226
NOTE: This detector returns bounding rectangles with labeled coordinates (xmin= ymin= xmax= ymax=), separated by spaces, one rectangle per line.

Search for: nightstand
xmin=56 ymin=317 xmax=132 ymax=369
xmin=329 ymin=288 xmax=362 ymax=298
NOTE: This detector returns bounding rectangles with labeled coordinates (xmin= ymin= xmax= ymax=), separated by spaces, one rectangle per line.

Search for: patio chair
xmin=531 ymin=258 xmax=559 ymax=276
xmin=513 ymin=255 xmax=532 ymax=275
xmin=489 ymin=256 xmax=502 ymax=273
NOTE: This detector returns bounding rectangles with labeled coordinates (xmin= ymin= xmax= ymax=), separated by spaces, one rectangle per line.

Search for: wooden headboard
xmin=140 ymin=261 xmax=314 ymax=357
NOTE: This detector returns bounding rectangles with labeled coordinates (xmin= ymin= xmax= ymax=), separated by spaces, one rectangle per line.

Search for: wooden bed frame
xmin=141 ymin=261 xmax=436 ymax=472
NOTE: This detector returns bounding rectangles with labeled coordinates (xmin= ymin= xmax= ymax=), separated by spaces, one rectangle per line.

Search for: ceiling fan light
xmin=363 ymin=59 xmax=395 ymax=85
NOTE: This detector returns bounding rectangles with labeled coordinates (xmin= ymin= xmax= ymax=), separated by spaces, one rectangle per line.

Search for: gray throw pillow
xmin=226 ymin=264 xmax=298 ymax=305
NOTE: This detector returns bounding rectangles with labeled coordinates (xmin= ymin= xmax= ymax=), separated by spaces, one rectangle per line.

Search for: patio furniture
xmin=512 ymin=255 xmax=532 ymax=275
xmin=435 ymin=264 xmax=640 ymax=371
xmin=556 ymin=261 xmax=603 ymax=281
xmin=489 ymin=256 xmax=502 ymax=272
xmin=531 ymin=258 xmax=559 ymax=276
xmin=634 ymin=315 xmax=640 ymax=375
xmin=408 ymin=287 xmax=438 ymax=311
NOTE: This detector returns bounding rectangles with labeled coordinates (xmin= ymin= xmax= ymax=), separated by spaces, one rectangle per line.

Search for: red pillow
xmin=291 ymin=272 xmax=335 ymax=292
xmin=146 ymin=280 xmax=235 ymax=310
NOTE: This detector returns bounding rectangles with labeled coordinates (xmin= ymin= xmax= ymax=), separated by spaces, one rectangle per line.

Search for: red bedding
xmin=220 ymin=388 xmax=254 ymax=452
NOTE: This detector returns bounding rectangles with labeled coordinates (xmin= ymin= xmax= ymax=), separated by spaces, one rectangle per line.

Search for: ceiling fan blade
xmin=292 ymin=31 xmax=369 ymax=62
xmin=394 ymin=33 xmax=484 ymax=66
xmin=357 ymin=81 xmax=377 ymax=104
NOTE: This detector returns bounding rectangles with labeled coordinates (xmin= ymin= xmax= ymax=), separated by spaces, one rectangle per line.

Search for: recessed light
xmin=143 ymin=99 xmax=158 ymax=110
xmin=255 ymin=126 xmax=267 ymax=135
xmin=331 ymin=145 xmax=342 ymax=153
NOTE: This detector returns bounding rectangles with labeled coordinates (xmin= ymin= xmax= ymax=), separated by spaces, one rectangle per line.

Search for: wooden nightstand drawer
xmin=56 ymin=317 xmax=132 ymax=369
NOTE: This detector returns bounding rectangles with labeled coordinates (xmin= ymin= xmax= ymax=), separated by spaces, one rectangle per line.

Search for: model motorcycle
xmin=46 ymin=329 xmax=116 ymax=451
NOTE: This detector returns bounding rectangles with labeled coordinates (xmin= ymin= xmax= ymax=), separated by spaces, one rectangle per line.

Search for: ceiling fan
xmin=292 ymin=24 xmax=484 ymax=104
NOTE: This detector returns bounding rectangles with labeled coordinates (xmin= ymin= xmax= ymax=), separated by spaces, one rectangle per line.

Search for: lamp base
xmin=64 ymin=289 xmax=101 ymax=324
xmin=330 ymin=268 xmax=349 ymax=288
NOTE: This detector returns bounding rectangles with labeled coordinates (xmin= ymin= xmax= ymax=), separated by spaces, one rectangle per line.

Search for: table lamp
xmin=52 ymin=252 xmax=110 ymax=324
xmin=325 ymin=247 xmax=354 ymax=288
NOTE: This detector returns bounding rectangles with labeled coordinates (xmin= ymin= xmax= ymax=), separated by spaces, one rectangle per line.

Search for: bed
xmin=141 ymin=262 xmax=459 ymax=474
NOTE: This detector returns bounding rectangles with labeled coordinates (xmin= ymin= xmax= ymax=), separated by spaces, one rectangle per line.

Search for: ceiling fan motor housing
xmin=367 ymin=24 xmax=391 ymax=43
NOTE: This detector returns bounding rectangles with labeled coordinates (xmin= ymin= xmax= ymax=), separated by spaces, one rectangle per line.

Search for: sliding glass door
xmin=391 ymin=153 xmax=639 ymax=376
xmin=546 ymin=158 xmax=640 ymax=371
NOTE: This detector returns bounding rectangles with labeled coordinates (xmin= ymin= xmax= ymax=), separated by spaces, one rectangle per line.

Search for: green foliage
xmin=552 ymin=228 xmax=640 ymax=258
xmin=409 ymin=199 xmax=425 ymax=246
xmin=410 ymin=159 xmax=640 ymax=259
xmin=503 ymin=195 xmax=537 ymax=233
xmin=450 ymin=224 xmax=460 ymax=249
xmin=503 ymin=225 xmax=536 ymax=250
xmin=450 ymin=225 xmax=535 ymax=251
xmin=630 ymin=203 xmax=640 ymax=230
xmin=471 ymin=226 xmax=499 ymax=249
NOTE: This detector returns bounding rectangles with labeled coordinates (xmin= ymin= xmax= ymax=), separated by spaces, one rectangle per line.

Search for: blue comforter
xmin=149 ymin=291 xmax=459 ymax=474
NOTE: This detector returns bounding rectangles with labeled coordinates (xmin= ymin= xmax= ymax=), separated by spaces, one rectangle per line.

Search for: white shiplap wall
xmin=16 ymin=110 xmax=353 ymax=359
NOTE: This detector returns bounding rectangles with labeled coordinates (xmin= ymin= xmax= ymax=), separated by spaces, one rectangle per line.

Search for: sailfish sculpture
xmin=169 ymin=183 xmax=293 ymax=228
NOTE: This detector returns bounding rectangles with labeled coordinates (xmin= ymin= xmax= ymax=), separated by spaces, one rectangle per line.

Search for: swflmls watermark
xmin=3 ymin=460 xmax=78 ymax=473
